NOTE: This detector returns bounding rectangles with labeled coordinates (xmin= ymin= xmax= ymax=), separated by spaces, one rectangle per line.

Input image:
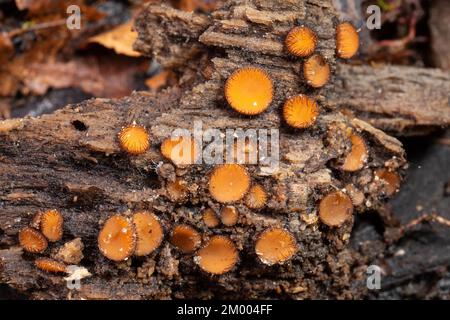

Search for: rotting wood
xmin=135 ymin=1 xmax=450 ymax=136
xmin=0 ymin=0 xmax=411 ymax=299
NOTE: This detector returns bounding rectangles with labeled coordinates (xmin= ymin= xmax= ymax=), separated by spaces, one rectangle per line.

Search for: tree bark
xmin=0 ymin=0 xmax=417 ymax=300
xmin=134 ymin=1 xmax=450 ymax=136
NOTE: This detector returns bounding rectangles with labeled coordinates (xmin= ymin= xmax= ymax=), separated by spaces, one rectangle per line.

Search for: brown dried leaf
xmin=89 ymin=21 xmax=141 ymax=57
xmin=0 ymin=32 xmax=14 ymax=64
xmin=145 ymin=70 xmax=176 ymax=92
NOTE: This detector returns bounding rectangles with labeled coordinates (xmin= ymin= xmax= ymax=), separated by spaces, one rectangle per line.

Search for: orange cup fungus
xmin=245 ymin=184 xmax=268 ymax=210
xmin=303 ymin=54 xmax=331 ymax=88
xmin=208 ymin=164 xmax=251 ymax=203
xmin=40 ymin=209 xmax=63 ymax=242
xmin=19 ymin=227 xmax=48 ymax=253
xmin=166 ymin=179 xmax=189 ymax=202
xmin=375 ymin=169 xmax=401 ymax=196
xmin=255 ymin=228 xmax=297 ymax=265
xmin=341 ymin=132 xmax=368 ymax=172
xmin=133 ymin=211 xmax=163 ymax=256
xmin=118 ymin=124 xmax=150 ymax=155
xmin=202 ymin=208 xmax=220 ymax=228
xmin=98 ymin=215 xmax=136 ymax=261
xmin=319 ymin=191 xmax=354 ymax=227
xmin=283 ymin=95 xmax=319 ymax=129
xmin=161 ymin=136 xmax=199 ymax=166
xmin=35 ymin=258 xmax=67 ymax=273
xmin=225 ymin=67 xmax=273 ymax=116
xmin=220 ymin=206 xmax=239 ymax=226
xmin=170 ymin=224 xmax=201 ymax=253
xmin=285 ymin=26 xmax=317 ymax=57
xmin=336 ymin=22 xmax=359 ymax=59
xmin=195 ymin=235 xmax=238 ymax=275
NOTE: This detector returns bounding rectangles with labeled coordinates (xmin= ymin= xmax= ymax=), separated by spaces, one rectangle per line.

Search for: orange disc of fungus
xmin=341 ymin=133 xmax=368 ymax=172
xmin=170 ymin=224 xmax=201 ymax=253
xmin=285 ymin=26 xmax=317 ymax=57
xmin=283 ymin=95 xmax=319 ymax=129
xmin=161 ymin=136 xmax=199 ymax=166
xmin=19 ymin=227 xmax=48 ymax=253
xmin=35 ymin=258 xmax=67 ymax=273
xmin=40 ymin=209 xmax=63 ymax=242
xmin=133 ymin=211 xmax=163 ymax=256
xmin=336 ymin=22 xmax=359 ymax=59
xmin=202 ymin=208 xmax=220 ymax=228
xmin=224 ymin=67 xmax=273 ymax=116
xmin=118 ymin=124 xmax=150 ymax=155
xmin=319 ymin=191 xmax=354 ymax=227
xmin=220 ymin=206 xmax=239 ymax=226
xmin=255 ymin=228 xmax=297 ymax=265
xmin=166 ymin=179 xmax=189 ymax=202
xmin=303 ymin=54 xmax=331 ymax=88
xmin=245 ymin=184 xmax=268 ymax=210
xmin=196 ymin=235 xmax=238 ymax=275
xmin=98 ymin=215 xmax=136 ymax=261
xmin=208 ymin=164 xmax=251 ymax=203
xmin=375 ymin=169 xmax=401 ymax=196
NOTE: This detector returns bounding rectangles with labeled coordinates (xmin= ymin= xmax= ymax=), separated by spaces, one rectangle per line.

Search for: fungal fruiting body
xmin=283 ymin=95 xmax=319 ymax=129
xmin=285 ymin=26 xmax=317 ymax=57
xmin=245 ymin=184 xmax=268 ymax=210
xmin=98 ymin=215 xmax=136 ymax=261
xmin=170 ymin=225 xmax=201 ymax=253
xmin=319 ymin=191 xmax=354 ymax=227
xmin=133 ymin=211 xmax=163 ymax=256
xmin=202 ymin=208 xmax=220 ymax=228
xmin=375 ymin=169 xmax=401 ymax=196
xmin=224 ymin=67 xmax=273 ymax=116
xmin=208 ymin=164 xmax=251 ymax=203
xmin=303 ymin=54 xmax=331 ymax=88
xmin=195 ymin=235 xmax=238 ymax=275
xmin=19 ymin=227 xmax=48 ymax=253
xmin=118 ymin=124 xmax=149 ymax=155
xmin=255 ymin=228 xmax=297 ymax=265
xmin=336 ymin=22 xmax=359 ymax=59
xmin=35 ymin=258 xmax=67 ymax=273
xmin=161 ymin=136 xmax=199 ymax=166
xmin=166 ymin=179 xmax=189 ymax=202
xmin=341 ymin=132 xmax=368 ymax=172
xmin=40 ymin=209 xmax=63 ymax=242
xmin=220 ymin=206 xmax=239 ymax=226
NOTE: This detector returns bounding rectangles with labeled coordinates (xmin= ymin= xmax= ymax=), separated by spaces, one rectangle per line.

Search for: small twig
xmin=8 ymin=19 xmax=68 ymax=38
xmin=399 ymin=213 xmax=450 ymax=235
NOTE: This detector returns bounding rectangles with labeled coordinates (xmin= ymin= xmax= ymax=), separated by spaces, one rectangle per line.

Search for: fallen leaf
xmin=0 ymin=32 xmax=14 ymax=64
xmin=145 ymin=70 xmax=176 ymax=92
xmin=19 ymin=54 xmax=147 ymax=98
xmin=89 ymin=21 xmax=141 ymax=57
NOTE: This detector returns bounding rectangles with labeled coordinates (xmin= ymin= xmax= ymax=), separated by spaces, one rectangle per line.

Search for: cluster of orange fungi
xmin=224 ymin=23 xmax=359 ymax=131
xmin=18 ymin=210 xmax=71 ymax=273
xmin=17 ymin=20 xmax=398 ymax=277
xmin=97 ymin=212 xmax=163 ymax=261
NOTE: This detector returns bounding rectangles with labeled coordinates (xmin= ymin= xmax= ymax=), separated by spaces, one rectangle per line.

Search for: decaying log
xmin=0 ymin=0 xmax=408 ymax=299
xmin=134 ymin=1 xmax=450 ymax=136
